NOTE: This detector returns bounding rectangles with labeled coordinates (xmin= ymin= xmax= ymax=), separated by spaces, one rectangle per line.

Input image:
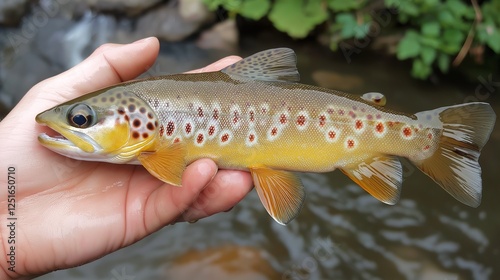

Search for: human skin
xmin=0 ymin=37 xmax=253 ymax=279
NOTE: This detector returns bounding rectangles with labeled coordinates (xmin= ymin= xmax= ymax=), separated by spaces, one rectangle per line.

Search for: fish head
xmin=36 ymin=87 xmax=160 ymax=163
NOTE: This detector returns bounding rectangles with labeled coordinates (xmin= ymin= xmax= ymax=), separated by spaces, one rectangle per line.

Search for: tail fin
xmin=412 ymin=102 xmax=496 ymax=207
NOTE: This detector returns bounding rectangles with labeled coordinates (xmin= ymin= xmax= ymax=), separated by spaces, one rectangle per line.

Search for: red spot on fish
xmin=159 ymin=125 xmax=165 ymax=137
xmin=279 ymin=113 xmax=287 ymax=124
xmin=197 ymin=107 xmax=204 ymax=117
xmin=249 ymin=134 xmax=255 ymax=142
xmin=355 ymin=119 xmax=363 ymax=130
xmin=133 ymin=119 xmax=141 ymax=128
xmin=271 ymin=127 xmax=278 ymax=136
xmin=142 ymin=133 xmax=149 ymax=138
xmin=375 ymin=122 xmax=384 ymax=133
xmin=118 ymin=107 xmax=125 ymax=115
xmin=388 ymin=121 xmax=394 ymax=127
xmin=197 ymin=133 xmax=204 ymax=144
xmin=147 ymin=112 xmax=154 ymax=119
xmin=166 ymin=121 xmax=175 ymax=136
xmin=124 ymin=115 xmax=130 ymax=122
xmin=249 ymin=111 xmax=255 ymax=122
xmin=212 ymin=109 xmax=219 ymax=120
xmin=132 ymin=132 xmax=140 ymax=139
xmin=347 ymin=139 xmax=355 ymax=149
xmin=221 ymin=133 xmax=229 ymax=142
xmin=348 ymin=111 xmax=356 ymax=118
xmin=423 ymin=145 xmax=430 ymax=150
xmin=147 ymin=122 xmax=154 ymax=130
xmin=233 ymin=111 xmax=239 ymax=124
xmin=296 ymin=115 xmax=306 ymax=126
xmin=319 ymin=115 xmax=326 ymax=127
xmin=328 ymin=131 xmax=336 ymax=139
xmin=185 ymin=123 xmax=192 ymax=134
xmin=208 ymin=126 xmax=216 ymax=136
xmin=403 ymin=127 xmax=412 ymax=138
xmin=428 ymin=133 xmax=433 ymax=139
xmin=174 ymin=137 xmax=180 ymax=143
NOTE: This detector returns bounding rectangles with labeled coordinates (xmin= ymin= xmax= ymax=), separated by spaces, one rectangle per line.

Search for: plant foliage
xmin=203 ymin=0 xmax=500 ymax=79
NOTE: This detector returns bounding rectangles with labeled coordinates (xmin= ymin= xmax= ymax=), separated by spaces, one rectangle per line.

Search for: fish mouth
xmin=36 ymin=115 xmax=101 ymax=154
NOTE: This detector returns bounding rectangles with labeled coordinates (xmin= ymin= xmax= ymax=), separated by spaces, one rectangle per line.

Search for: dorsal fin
xmin=222 ymin=48 xmax=300 ymax=83
xmin=361 ymin=92 xmax=386 ymax=106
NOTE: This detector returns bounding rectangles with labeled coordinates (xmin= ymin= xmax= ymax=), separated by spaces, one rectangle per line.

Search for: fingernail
xmin=131 ymin=37 xmax=156 ymax=45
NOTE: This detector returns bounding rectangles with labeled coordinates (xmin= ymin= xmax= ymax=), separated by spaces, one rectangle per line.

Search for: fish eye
xmin=67 ymin=104 xmax=96 ymax=128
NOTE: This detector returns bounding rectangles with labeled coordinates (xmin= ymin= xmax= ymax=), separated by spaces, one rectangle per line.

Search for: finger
xmin=142 ymin=159 xmax=218 ymax=232
xmin=176 ymin=170 xmax=253 ymax=223
xmin=186 ymin=56 xmax=242 ymax=73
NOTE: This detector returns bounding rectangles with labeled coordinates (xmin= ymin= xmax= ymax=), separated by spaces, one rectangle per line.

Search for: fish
xmin=36 ymin=48 xmax=496 ymax=225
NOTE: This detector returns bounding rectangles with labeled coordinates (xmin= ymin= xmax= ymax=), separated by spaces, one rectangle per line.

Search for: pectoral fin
xmin=138 ymin=141 xmax=187 ymax=186
xmin=249 ymin=166 xmax=305 ymax=225
xmin=340 ymin=155 xmax=402 ymax=204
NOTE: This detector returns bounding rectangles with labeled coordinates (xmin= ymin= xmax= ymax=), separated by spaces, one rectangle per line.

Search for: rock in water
xmin=166 ymin=245 xmax=281 ymax=280
xmin=0 ymin=0 xmax=30 ymax=26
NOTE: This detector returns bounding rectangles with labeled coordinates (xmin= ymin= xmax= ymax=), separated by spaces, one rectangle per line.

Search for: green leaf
xmin=421 ymin=22 xmax=440 ymax=37
xmin=328 ymin=0 xmax=364 ymax=12
xmin=421 ymin=46 xmax=437 ymax=65
xmin=411 ymin=58 xmax=432 ymax=79
xmin=269 ymin=0 xmax=328 ymax=38
xmin=397 ymin=30 xmax=421 ymax=60
xmin=486 ymin=29 xmax=500 ymax=53
xmin=437 ymin=53 xmax=450 ymax=73
xmin=420 ymin=36 xmax=441 ymax=48
xmin=441 ymin=29 xmax=465 ymax=54
xmin=438 ymin=10 xmax=455 ymax=26
xmin=335 ymin=13 xmax=357 ymax=38
xmin=446 ymin=0 xmax=472 ymax=18
xmin=355 ymin=22 xmax=371 ymax=39
xmin=240 ymin=0 xmax=270 ymax=20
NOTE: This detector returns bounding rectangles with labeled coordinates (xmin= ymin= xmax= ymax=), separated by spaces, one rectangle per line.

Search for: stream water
xmin=1 ymin=10 xmax=499 ymax=280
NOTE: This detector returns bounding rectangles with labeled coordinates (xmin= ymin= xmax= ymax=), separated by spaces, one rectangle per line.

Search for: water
xmin=1 ymin=10 xmax=499 ymax=280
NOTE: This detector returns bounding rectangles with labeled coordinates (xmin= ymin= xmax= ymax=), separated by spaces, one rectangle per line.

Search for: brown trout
xmin=36 ymin=48 xmax=496 ymax=225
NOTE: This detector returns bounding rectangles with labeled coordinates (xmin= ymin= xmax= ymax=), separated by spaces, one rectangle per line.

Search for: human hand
xmin=0 ymin=37 xmax=253 ymax=279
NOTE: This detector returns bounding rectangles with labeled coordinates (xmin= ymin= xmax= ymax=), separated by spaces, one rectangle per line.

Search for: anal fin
xmin=249 ymin=166 xmax=305 ymax=225
xmin=138 ymin=141 xmax=187 ymax=186
xmin=340 ymin=155 xmax=402 ymax=205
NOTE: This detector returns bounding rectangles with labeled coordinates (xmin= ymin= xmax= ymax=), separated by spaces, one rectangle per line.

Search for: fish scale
xmin=36 ymin=48 xmax=496 ymax=225
xmin=130 ymin=77 xmax=435 ymax=172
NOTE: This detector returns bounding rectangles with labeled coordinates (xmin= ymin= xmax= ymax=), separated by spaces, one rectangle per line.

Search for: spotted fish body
xmin=36 ymin=48 xmax=496 ymax=225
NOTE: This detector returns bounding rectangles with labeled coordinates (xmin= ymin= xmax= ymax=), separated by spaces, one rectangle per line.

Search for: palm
xmin=0 ymin=38 xmax=252 ymax=278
